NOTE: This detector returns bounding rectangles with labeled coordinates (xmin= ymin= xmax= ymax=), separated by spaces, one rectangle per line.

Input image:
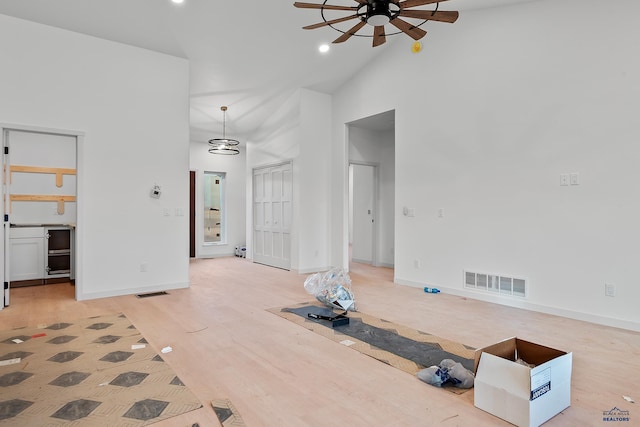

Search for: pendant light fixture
xmin=208 ymin=106 xmax=240 ymax=155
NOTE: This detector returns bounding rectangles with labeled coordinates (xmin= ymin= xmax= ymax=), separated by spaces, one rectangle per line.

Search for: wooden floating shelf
xmin=10 ymin=165 xmax=76 ymax=188
xmin=10 ymin=194 xmax=76 ymax=215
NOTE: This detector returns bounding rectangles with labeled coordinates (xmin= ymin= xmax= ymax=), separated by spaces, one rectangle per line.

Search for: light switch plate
xmin=570 ymin=173 xmax=579 ymax=185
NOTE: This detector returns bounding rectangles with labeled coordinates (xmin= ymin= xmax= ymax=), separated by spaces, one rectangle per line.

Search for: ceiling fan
xmin=294 ymin=0 xmax=459 ymax=47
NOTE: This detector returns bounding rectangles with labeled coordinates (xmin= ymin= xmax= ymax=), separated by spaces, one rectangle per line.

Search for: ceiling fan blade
xmin=373 ymin=26 xmax=386 ymax=47
xmin=399 ymin=10 xmax=459 ymax=23
xmin=389 ymin=17 xmax=427 ymax=40
xmin=333 ymin=20 xmax=367 ymax=43
xmin=303 ymin=14 xmax=360 ymax=30
xmin=294 ymin=2 xmax=357 ymax=11
xmin=398 ymin=0 xmax=447 ymax=9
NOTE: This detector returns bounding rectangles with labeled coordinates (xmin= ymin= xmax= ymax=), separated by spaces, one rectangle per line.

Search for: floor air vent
xmin=464 ymin=271 xmax=526 ymax=297
xmin=136 ymin=291 xmax=169 ymax=298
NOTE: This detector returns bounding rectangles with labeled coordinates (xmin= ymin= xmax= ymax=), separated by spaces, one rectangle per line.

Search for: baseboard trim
xmin=197 ymin=252 xmax=235 ymax=259
xmin=395 ymin=277 xmax=640 ymax=332
xmin=376 ymin=262 xmax=395 ymax=269
xmin=77 ymin=282 xmax=189 ymax=301
xmin=297 ymin=266 xmax=333 ymax=275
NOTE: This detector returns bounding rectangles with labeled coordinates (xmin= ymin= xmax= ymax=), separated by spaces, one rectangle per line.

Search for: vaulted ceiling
xmin=0 ymin=0 xmax=539 ymax=139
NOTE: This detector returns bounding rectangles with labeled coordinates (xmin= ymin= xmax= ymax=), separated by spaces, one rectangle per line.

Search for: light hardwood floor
xmin=2 ymin=257 xmax=639 ymax=426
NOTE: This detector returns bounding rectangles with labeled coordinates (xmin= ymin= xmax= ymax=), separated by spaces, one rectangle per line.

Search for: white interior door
xmin=351 ymin=163 xmax=376 ymax=265
xmin=253 ymin=162 xmax=292 ymax=270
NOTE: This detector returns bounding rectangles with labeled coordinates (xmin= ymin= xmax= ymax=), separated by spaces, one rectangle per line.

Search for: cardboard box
xmin=474 ymin=337 xmax=572 ymax=427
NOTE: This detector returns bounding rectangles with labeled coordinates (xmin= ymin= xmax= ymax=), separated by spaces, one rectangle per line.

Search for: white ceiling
xmin=0 ymin=0 xmax=539 ymax=139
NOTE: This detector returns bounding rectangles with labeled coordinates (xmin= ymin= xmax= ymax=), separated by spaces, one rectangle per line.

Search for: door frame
xmin=189 ymin=170 xmax=196 ymax=258
xmin=1 ymin=123 xmax=83 ymax=307
xmin=343 ymin=110 xmax=395 ymax=272
xmin=349 ymin=161 xmax=379 ymax=267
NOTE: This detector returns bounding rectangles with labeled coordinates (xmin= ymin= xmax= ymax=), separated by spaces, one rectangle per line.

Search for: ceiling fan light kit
xmin=294 ymin=0 xmax=459 ymax=48
xmin=208 ymin=106 xmax=240 ymax=155
xmin=365 ymin=1 xmax=399 ymax=26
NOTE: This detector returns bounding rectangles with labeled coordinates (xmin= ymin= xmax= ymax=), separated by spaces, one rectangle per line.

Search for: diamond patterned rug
xmin=0 ymin=313 xmax=202 ymax=425
xmin=268 ymin=302 xmax=477 ymax=394
xmin=211 ymin=398 xmax=246 ymax=426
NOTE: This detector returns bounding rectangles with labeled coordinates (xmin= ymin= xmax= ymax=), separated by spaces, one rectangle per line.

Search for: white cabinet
xmin=7 ymin=226 xmax=74 ymax=283
xmin=9 ymin=227 xmax=45 ymax=281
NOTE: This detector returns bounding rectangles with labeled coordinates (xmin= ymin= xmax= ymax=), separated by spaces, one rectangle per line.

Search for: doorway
xmin=346 ymin=110 xmax=395 ymax=270
xmin=349 ymin=163 xmax=377 ymax=265
xmin=2 ymin=125 xmax=81 ymax=308
xmin=189 ymin=171 xmax=196 ymax=258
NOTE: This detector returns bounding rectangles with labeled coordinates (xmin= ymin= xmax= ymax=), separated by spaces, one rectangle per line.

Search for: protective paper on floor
xmin=0 ymin=313 xmax=202 ymax=425
xmin=268 ymin=302 xmax=476 ymax=394
xmin=211 ymin=398 xmax=246 ymax=426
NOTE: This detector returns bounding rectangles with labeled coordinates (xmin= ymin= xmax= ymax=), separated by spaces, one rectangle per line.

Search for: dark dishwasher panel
xmin=46 ymin=227 xmax=72 ymax=277
xmin=47 ymin=229 xmax=71 ymax=252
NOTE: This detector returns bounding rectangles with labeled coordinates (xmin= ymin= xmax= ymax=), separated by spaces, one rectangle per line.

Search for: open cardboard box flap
xmin=474 ymin=337 xmax=567 ymax=373
xmin=473 ymin=337 xmax=572 ymax=427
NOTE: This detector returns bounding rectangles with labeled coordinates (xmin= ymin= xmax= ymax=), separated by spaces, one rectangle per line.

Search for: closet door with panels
xmin=253 ymin=162 xmax=292 ymax=270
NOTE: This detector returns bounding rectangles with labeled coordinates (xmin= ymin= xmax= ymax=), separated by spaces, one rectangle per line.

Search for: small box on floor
xmin=473 ymin=337 xmax=572 ymax=427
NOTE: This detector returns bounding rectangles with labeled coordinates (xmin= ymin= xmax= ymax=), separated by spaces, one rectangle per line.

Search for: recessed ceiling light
xmin=172 ymin=0 xmax=184 ymax=4
xmin=318 ymin=44 xmax=330 ymax=53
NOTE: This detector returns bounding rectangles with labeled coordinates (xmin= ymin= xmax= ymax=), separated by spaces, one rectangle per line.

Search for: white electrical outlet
xmin=140 ymin=263 xmax=148 ymax=273
xmin=560 ymin=174 xmax=569 ymax=186
xmin=605 ymin=283 xmax=615 ymax=297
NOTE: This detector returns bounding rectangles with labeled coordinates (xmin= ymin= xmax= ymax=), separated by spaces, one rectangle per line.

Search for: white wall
xmin=349 ymin=126 xmax=395 ymax=267
xmin=297 ymin=89 xmax=332 ymax=272
xmin=189 ymin=141 xmax=246 ymax=257
xmin=0 ymin=14 xmax=190 ymax=299
xmin=331 ymin=0 xmax=640 ymax=330
xmin=247 ymin=88 xmax=332 ymax=273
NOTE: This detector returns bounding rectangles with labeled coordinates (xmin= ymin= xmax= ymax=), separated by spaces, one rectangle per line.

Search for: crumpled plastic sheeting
xmin=304 ymin=267 xmax=356 ymax=311
xmin=417 ymin=358 xmax=475 ymax=389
